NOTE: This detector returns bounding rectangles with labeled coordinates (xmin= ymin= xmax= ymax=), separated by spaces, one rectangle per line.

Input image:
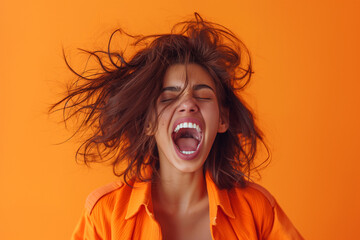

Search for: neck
xmin=152 ymin=167 xmax=208 ymax=214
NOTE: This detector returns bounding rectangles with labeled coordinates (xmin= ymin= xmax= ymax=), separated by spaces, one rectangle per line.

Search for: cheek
xmin=203 ymin=106 xmax=220 ymax=129
xmin=157 ymin=118 xmax=167 ymax=131
xmin=155 ymin=105 xmax=166 ymax=127
xmin=157 ymin=110 xmax=170 ymax=126
xmin=204 ymin=103 xmax=220 ymax=118
xmin=154 ymin=108 xmax=173 ymax=137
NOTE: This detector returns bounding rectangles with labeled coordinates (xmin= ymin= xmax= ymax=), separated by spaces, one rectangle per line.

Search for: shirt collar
xmin=124 ymin=169 xmax=236 ymax=223
xmin=205 ymin=171 xmax=235 ymax=224
xmin=125 ymin=179 xmax=153 ymax=220
xmin=125 ymin=166 xmax=154 ymax=220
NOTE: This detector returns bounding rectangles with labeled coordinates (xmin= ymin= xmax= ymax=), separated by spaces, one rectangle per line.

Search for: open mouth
xmin=171 ymin=119 xmax=203 ymax=159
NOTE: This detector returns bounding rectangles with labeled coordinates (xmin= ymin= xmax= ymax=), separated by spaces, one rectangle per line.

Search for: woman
xmin=53 ymin=13 xmax=304 ymax=240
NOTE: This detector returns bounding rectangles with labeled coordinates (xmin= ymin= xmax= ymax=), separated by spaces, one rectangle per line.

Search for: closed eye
xmin=160 ymin=98 xmax=176 ymax=103
xmin=196 ymin=97 xmax=212 ymax=100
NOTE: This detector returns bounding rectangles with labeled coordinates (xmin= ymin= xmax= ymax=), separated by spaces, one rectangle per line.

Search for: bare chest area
xmin=154 ymin=208 xmax=212 ymax=240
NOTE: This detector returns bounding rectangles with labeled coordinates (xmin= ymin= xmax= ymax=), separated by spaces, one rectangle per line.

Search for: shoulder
xmin=84 ymin=180 xmax=127 ymax=215
xmin=244 ymin=182 xmax=276 ymax=207
xmin=241 ymin=183 xmax=305 ymax=239
xmin=72 ymin=181 xmax=132 ymax=239
xmin=229 ymin=182 xmax=277 ymax=236
xmin=229 ymin=183 xmax=304 ymax=239
xmin=230 ymin=181 xmax=277 ymax=216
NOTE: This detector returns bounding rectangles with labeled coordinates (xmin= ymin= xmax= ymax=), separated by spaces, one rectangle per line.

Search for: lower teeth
xmin=178 ymin=144 xmax=200 ymax=155
xmin=180 ymin=150 xmax=195 ymax=155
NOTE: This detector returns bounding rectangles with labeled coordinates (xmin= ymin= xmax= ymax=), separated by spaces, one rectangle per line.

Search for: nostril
xmin=178 ymin=107 xmax=197 ymax=113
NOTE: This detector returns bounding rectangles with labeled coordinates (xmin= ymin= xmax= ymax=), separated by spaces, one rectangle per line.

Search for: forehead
xmin=162 ymin=64 xmax=216 ymax=90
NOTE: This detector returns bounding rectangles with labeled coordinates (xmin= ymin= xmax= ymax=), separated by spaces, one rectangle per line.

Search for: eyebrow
xmin=161 ymin=84 xmax=215 ymax=92
xmin=193 ymin=84 xmax=214 ymax=92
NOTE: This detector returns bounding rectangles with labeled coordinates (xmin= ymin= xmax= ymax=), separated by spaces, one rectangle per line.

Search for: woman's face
xmin=153 ymin=64 xmax=228 ymax=174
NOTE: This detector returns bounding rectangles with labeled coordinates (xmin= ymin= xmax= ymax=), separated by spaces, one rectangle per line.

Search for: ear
xmin=145 ymin=123 xmax=154 ymax=136
xmin=145 ymin=110 xmax=157 ymax=136
xmin=218 ymin=108 xmax=229 ymax=133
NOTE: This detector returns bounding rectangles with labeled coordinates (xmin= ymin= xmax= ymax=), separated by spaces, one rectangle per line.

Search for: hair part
xmin=50 ymin=13 xmax=269 ymax=189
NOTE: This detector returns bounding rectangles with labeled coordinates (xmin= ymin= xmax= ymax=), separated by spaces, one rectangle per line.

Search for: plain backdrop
xmin=1 ymin=0 xmax=360 ymax=239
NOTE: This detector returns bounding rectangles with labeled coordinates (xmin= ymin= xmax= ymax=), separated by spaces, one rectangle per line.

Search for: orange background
xmin=1 ymin=0 xmax=359 ymax=239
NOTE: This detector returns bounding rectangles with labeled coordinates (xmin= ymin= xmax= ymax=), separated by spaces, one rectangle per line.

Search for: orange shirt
xmin=72 ymin=172 xmax=304 ymax=240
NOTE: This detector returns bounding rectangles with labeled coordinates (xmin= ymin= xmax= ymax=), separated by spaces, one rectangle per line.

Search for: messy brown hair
xmin=50 ymin=13 xmax=269 ymax=189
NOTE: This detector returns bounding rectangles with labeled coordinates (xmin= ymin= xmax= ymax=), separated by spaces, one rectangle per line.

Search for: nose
xmin=178 ymin=95 xmax=199 ymax=113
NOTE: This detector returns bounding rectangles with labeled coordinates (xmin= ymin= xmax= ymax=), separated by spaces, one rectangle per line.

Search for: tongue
xmin=175 ymin=138 xmax=198 ymax=151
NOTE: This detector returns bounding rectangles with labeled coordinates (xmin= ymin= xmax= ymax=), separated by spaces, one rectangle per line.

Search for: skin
xmin=151 ymin=64 xmax=228 ymax=240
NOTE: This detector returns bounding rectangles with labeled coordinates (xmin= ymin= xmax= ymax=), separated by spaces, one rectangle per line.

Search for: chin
xmin=170 ymin=154 xmax=207 ymax=174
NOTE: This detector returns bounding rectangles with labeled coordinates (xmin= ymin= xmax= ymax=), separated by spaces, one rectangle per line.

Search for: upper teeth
xmin=174 ymin=122 xmax=202 ymax=133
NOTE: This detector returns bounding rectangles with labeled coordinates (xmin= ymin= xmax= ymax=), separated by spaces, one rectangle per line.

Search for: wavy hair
xmin=50 ymin=13 xmax=269 ymax=189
